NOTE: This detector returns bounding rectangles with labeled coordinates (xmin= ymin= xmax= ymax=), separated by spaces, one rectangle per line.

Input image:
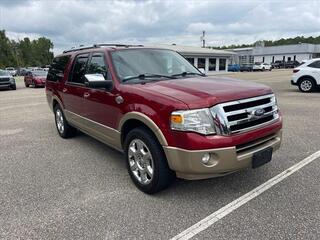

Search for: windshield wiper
xmin=171 ymin=71 xmax=205 ymax=77
xmin=122 ymin=73 xmax=176 ymax=83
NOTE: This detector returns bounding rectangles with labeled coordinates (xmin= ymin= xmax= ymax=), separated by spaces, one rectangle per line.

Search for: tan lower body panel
xmin=64 ymin=110 xmax=122 ymax=152
xmin=163 ymin=130 xmax=282 ymax=180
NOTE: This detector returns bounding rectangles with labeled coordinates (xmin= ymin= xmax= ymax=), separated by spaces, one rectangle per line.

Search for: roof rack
xmin=63 ymin=43 xmax=144 ymax=53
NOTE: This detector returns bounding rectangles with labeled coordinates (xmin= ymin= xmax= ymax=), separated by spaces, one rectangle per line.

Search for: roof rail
xmin=63 ymin=43 xmax=144 ymax=53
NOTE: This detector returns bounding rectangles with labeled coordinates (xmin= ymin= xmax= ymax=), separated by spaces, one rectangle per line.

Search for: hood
xmin=137 ymin=76 xmax=273 ymax=109
xmin=34 ymin=76 xmax=46 ymax=81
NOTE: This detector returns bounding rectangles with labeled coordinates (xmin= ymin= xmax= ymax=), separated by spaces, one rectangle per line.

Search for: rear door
xmin=62 ymin=53 xmax=89 ymax=116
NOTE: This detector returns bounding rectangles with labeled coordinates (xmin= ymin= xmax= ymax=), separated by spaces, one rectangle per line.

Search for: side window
xmin=86 ymin=53 xmax=109 ymax=79
xmin=47 ymin=55 xmax=70 ymax=82
xmin=69 ymin=54 xmax=89 ymax=84
xmin=308 ymin=61 xmax=320 ymax=69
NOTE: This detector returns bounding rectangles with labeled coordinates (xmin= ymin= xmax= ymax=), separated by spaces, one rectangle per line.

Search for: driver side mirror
xmin=84 ymin=74 xmax=113 ymax=89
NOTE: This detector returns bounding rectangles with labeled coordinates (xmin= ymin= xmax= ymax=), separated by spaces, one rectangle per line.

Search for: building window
xmin=219 ymin=58 xmax=226 ymax=71
xmin=288 ymin=57 xmax=291 ymax=61
xmin=283 ymin=56 xmax=285 ymax=61
xmin=249 ymin=56 xmax=254 ymax=64
xmin=186 ymin=58 xmax=194 ymax=65
xmin=197 ymin=58 xmax=205 ymax=69
xmin=209 ymin=58 xmax=216 ymax=71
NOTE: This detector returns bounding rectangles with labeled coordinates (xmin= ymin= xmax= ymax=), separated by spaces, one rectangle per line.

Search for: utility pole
xmin=200 ymin=30 xmax=206 ymax=48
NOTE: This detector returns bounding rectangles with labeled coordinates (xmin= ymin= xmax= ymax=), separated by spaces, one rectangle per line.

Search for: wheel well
xmin=121 ymin=119 xmax=158 ymax=148
xmin=298 ymin=75 xmax=316 ymax=85
xmin=52 ymin=99 xmax=59 ymax=110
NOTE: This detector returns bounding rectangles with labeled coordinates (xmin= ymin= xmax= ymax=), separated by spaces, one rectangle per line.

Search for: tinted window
xmin=198 ymin=58 xmax=205 ymax=69
xmin=308 ymin=61 xmax=320 ymax=69
xmin=219 ymin=58 xmax=226 ymax=71
xmin=87 ymin=54 xmax=109 ymax=79
xmin=69 ymin=54 xmax=89 ymax=84
xmin=47 ymin=55 xmax=70 ymax=82
xmin=209 ymin=58 xmax=216 ymax=71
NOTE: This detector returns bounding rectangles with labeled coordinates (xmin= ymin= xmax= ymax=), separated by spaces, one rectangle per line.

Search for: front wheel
xmin=124 ymin=127 xmax=175 ymax=194
xmin=298 ymin=78 xmax=315 ymax=93
xmin=54 ymin=105 xmax=77 ymax=138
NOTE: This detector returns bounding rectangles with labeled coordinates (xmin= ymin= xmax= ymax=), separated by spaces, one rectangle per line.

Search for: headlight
xmin=170 ymin=108 xmax=216 ymax=135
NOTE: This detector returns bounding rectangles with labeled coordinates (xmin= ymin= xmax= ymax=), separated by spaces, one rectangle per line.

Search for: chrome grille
xmin=210 ymin=94 xmax=279 ymax=135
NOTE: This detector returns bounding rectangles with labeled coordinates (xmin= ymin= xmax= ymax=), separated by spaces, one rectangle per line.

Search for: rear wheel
xmin=124 ymin=127 xmax=175 ymax=194
xmin=298 ymin=78 xmax=315 ymax=93
xmin=25 ymin=81 xmax=29 ymax=87
xmin=11 ymin=84 xmax=16 ymax=90
xmin=33 ymin=81 xmax=37 ymax=88
xmin=54 ymin=105 xmax=77 ymax=138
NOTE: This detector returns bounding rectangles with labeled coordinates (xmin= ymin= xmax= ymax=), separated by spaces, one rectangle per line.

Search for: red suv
xmin=46 ymin=44 xmax=282 ymax=193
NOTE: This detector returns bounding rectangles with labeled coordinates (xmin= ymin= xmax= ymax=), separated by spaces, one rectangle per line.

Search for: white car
xmin=5 ymin=67 xmax=17 ymax=76
xmin=253 ymin=62 xmax=272 ymax=71
xmin=291 ymin=58 xmax=320 ymax=92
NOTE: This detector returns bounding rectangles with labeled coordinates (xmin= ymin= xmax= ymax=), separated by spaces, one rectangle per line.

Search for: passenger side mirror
xmin=84 ymin=74 xmax=113 ymax=89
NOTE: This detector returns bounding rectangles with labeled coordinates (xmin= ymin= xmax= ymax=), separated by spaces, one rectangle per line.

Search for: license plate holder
xmin=252 ymin=147 xmax=273 ymax=169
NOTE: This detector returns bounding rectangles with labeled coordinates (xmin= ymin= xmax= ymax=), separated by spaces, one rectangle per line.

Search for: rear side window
xmin=308 ymin=61 xmax=320 ymax=69
xmin=47 ymin=55 xmax=70 ymax=82
xmin=69 ymin=54 xmax=89 ymax=84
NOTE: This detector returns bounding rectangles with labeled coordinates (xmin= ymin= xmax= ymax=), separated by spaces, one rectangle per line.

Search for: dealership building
xmin=232 ymin=43 xmax=320 ymax=64
xmin=149 ymin=44 xmax=235 ymax=73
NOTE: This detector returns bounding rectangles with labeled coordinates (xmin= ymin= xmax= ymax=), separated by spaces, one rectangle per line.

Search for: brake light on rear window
xmin=293 ymin=69 xmax=299 ymax=73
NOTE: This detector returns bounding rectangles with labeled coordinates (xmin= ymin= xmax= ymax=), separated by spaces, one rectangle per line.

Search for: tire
xmin=25 ymin=81 xmax=29 ymax=87
xmin=33 ymin=81 xmax=37 ymax=88
xmin=298 ymin=78 xmax=315 ymax=93
xmin=124 ymin=127 xmax=175 ymax=194
xmin=11 ymin=84 xmax=16 ymax=90
xmin=54 ymin=104 xmax=77 ymax=138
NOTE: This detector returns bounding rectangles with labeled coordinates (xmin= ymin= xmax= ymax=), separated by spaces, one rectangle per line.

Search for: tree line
xmin=210 ymin=35 xmax=320 ymax=49
xmin=0 ymin=30 xmax=54 ymax=69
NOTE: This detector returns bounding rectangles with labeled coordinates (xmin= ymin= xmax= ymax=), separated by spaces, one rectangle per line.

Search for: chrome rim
xmin=128 ymin=139 xmax=154 ymax=185
xmin=55 ymin=109 xmax=64 ymax=134
xmin=301 ymin=80 xmax=312 ymax=91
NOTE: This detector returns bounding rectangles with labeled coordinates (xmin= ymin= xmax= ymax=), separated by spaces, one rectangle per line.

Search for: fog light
xmin=201 ymin=153 xmax=210 ymax=164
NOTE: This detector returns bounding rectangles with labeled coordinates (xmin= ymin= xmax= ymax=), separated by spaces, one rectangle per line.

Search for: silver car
xmin=0 ymin=70 xmax=16 ymax=90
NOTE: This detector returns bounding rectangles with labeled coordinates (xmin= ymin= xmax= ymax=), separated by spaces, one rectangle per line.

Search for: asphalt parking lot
xmin=0 ymin=70 xmax=319 ymax=239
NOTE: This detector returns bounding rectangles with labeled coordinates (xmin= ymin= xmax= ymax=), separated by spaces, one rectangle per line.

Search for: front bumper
xmin=0 ymin=82 xmax=15 ymax=89
xmin=163 ymin=130 xmax=282 ymax=180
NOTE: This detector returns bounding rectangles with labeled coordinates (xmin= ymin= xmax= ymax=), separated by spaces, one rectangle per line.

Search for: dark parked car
xmin=284 ymin=61 xmax=300 ymax=68
xmin=240 ymin=64 xmax=253 ymax=72
xmin=271 ymin=61 xmax=284 ymax=69
xmin=46 ymin=44 xmax=282 ymax=193
xmin=0 ymin=70 xmax=16 ymax=90
xmin=24 ymin=71 xmax=48 ymax=88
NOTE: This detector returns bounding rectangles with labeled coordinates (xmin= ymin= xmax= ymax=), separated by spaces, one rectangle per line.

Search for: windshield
xmin=111 ymin=49 xmax=201 ymax=82
xmin=33 ymin=71 xmax=48 ymax=77
xmin=0 ymin=70 xmax=10 ymax=76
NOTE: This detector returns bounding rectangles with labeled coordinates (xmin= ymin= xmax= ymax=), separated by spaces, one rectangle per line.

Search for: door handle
xmin=84 ymin=92 xmax=90 ymax=98
xmin=62 ymin=88 xmax=67 ymax=93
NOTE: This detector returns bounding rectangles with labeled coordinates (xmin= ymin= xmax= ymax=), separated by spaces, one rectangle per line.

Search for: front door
xmin=82 ymin=52 xmax=122 ymax=148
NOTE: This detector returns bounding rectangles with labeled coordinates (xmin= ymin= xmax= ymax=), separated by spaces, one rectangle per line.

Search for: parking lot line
xmin=170 ymin=150 xmax=320 ymax=240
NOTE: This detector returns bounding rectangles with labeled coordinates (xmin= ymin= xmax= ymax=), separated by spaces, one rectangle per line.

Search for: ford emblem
xmin=254 ymin=108 xmax=265 ymax=117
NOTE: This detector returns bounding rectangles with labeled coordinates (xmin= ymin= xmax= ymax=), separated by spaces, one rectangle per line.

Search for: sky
xmin=0 ymin=0 xmax=319 ymax=54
